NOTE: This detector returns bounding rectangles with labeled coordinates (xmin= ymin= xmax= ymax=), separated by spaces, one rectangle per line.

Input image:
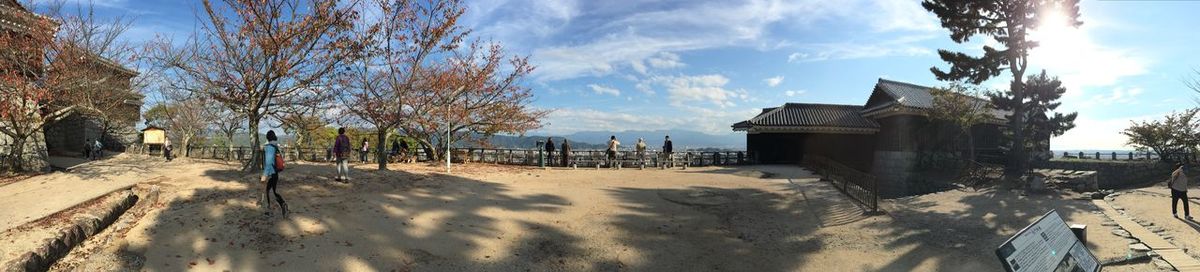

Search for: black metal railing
xmin=1058 ymin=151 xmax=1196 ymax=162
xmin=142 ymin=144 xmax=749 ymax=168
xmin=802 ymin=155 xmax=878 ymax=212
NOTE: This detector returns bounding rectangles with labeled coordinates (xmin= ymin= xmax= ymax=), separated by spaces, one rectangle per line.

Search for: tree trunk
xmin=183 ymin=136 xmax=192 ymax=158
xmin=242 ymin=119 xmax=262 ymax=172
xmin=1005 ymin=80 xmax=1028 ymax=178
xmin=966 ymin=129 xmax=976 ymax=162
xmin=7 ymin=136 xmax=26 ymax=172
xmin=376 ymin=130 xmax=387 ymax=170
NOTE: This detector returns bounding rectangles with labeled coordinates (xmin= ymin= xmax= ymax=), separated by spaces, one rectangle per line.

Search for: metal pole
xmin=446 ymin=102 xmax=451 ymax=174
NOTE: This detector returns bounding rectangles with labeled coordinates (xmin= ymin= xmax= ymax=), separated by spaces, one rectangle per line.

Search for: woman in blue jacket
xmin=262 ymin=130 xmax=288 ymax=216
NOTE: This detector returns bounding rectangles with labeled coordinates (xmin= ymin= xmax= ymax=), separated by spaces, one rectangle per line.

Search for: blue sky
xmin=47 ymin=0 xmax=1200 ymax=150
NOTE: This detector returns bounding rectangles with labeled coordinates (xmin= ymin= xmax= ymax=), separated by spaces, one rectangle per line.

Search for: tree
xmin=923 ymin=0 xmax=1082 ymax=177
xmin=145 ymin=93 xmax=210 ymax=157
xmin=201 ymin=100 xmax=243 ymax=156
xmin=398 ymin=41 xmax=547 ymax=162
xmin=927 ymin=83 xmax=994 ymax=162
xmin=334 ymin=0 xmax=471 ymax=169
xmin=1016 ymin=71 xmax=1077 ymax=159
xmin=1 ymin=1 xmax=139 ymax=171
xmin=151 ymin=0 xmax=359 ymax=171
xmin=1122 ymin=109 xmax=1200 ymax=162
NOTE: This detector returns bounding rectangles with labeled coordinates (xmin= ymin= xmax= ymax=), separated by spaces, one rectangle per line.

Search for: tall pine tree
xmin=991 ymin=70 xmax=1077 ymax=164
xmin=922 ymin=0 xmax=1082 ymax=177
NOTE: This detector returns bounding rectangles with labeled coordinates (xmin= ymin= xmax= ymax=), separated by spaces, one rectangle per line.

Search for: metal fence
xmin=801 ymin=154 xmax=878 ymax=212
xmin=140 ymin=144 xmax=750 ymax=167
xmin=1057 ymin=151 xmax=1196 ymax=162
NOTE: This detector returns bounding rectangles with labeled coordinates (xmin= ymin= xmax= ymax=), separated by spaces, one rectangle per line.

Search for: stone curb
xmin=2 ymin=189 xmax=139 ymax=272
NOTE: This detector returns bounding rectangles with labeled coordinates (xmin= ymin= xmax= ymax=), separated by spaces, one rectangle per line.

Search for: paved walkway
xmin=0 ymin=156 xmax=157 ymax=232
xmin=1094 ymin=199 xmax=1200 ymax=271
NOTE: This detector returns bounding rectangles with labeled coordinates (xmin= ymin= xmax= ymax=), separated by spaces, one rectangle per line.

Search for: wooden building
xmin=734 ymin=78 xmax=1016 ymax=196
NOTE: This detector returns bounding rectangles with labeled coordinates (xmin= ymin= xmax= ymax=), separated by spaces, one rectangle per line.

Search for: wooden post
xmin=1111 ymin=152 xmax=1116 ymax=160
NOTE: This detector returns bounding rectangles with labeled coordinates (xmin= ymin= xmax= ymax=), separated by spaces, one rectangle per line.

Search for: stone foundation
xmin=0 ymin=131 xmax=50 ymax=172
xmin=1039 ymin=160 xmax=1174 ymax=189
xmin=871 ymin=151 xmax=917 ymax=198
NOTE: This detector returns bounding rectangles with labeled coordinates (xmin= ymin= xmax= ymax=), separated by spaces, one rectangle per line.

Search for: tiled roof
xmin=876 ymin=78 xmax=934 ymax=109
xmin=734 ymin=103 xmax=880 ymax=129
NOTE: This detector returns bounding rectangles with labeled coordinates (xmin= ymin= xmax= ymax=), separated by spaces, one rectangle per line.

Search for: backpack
xmin=268 ymin=144 xmax=285 ymax=172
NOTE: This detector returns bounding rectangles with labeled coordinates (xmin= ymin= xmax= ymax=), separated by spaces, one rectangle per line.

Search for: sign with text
xmin=996 ymin=210 xmax=1099 ymax=272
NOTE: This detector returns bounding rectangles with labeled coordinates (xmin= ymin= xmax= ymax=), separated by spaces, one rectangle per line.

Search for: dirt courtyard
xmin=2 ymin=154 xmax=1153 ymax=271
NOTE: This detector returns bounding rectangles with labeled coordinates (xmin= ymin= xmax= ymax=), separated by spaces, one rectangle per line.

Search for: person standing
xmin=544 ymin=137 xmax=556 ymax=166
xmin=334 ymin=128 xmax=351 ymax=182
xmin=399 ymin=139 xmax=410 ymax=163
xmin=662 ymin=135 xmax=673 ymax=168
xmin=391 ymin=140 xmax=401 ymax=162
xmin=1170 ymin=163 xmax=1192 ymax=220
xmin=162 ymin=136 xmax=171 ymax=161
xmin=94 ymin=139 xmax=104 ymax=160
xmin=360 ymin=138 xmax=369 ymax=163
xmin=262 ymin=130 xmax=288 ymax=217
xmin=607 ymin=135 xmax=620 ymax=168
xmin=561 ymin=139 xmax=571 ymax=167
xmin=83 ymin=138 xmax=91 ymax=159
xmin=635 ymin=138 xmax=647 ymax=163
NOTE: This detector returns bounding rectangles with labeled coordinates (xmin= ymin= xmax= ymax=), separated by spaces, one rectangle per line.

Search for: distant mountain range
xmin=481 ymin=130 xmax=745 ymax=150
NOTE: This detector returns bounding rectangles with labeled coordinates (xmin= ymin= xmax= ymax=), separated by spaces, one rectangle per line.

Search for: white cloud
xmin=1052 ymin=112 xmax=1166 ymax=150
xmin=1082 ymin=87 xmax=1143 ymax=107
xmin=587 ymin=84 xmax=621 ymax=96
xmin=1027 ymin=12 xmax=1148 ymax=101
xmin=538 ymin=107 xmax=762 ymax=135
xmin=652 ymin=74 xmax=743 ymax=108
xmin=787 ymin=35 xmax=936 ymax=62
xmin=785 ymin=90 xmax=805 ymax=97
xmin=514 ymin=0 xmax=939 ymax=81
xmin=763 ymin=76 xmax=784 ymax=87
xmin=646 ymin=52 xmax=685 ymax=69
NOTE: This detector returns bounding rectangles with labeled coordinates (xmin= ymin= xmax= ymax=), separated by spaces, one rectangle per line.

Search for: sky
xmin=42 ymin=0 xmax=1200 ymax=150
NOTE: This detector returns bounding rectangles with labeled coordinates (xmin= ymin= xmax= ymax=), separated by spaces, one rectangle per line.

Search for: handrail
xmin=801 ymin=155 xmax=878 ymax=212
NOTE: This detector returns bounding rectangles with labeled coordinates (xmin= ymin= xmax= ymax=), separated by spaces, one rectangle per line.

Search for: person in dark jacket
xmin=545 ymin=137 xmax=556 ymax=166
xmin=390 ymin=140 xmax=401 ymax=162
xmin=561 ymin=139 xmax=572 ymax=167
xmin=334 ymin=128 xmax=351 ymax=182
xmin=399 ymin=140 xmax=410 ymax=163
xmin=662 ymin=135 xmax=674 ymax=168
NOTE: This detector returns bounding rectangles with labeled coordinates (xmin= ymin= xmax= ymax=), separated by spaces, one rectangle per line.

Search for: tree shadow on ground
xmin=120 ymin=162 xmax=586 ymax=271
xmin=692 ymin=165 xmax=824 ymax=180
xmin=867 ymin=189 xmax=1101 ymax=271
xmin=604 ymin=183 xmax=823 ymax=271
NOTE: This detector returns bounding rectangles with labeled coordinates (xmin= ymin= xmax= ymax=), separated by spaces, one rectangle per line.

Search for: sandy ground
xmin=0 ymin=154 xmax=161 ymax=232
xmin=0 ymin=154 xmax=1155 ymax=271
xmin=1111 ymin=185 xmax=1200 ymax=258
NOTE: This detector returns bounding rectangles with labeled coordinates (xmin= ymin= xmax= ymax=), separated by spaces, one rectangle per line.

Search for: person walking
xmin=607 ymin=135 xmax=620 ymax=168
xmin=662 ymin=135 xmax=673 ymax=168
xmin=561 ymin=139 xmax=571 ymax=167
xmin=261 ymin=130 xmax=289 ymax=217
xmin=544 ymin=137 xmax=556 ymax=166
xmin=635 ymin=138 xmax=647 ymax=163
xmin=334 ymin=128 xmax=351 ymax=182
xmin=1170 ymin=163 xmax=1192 ymax=220
xmin=360 ymin=138 xmax=370 ymax=163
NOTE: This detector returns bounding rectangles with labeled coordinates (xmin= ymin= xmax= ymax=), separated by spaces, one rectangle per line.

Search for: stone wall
xmin=0 ymin=130 xmax=50 ymax=172
xmin=1039 ymin=160 xmax=1173 ymax=189
xmin=872 ymin=150 xmax=917 ymax=197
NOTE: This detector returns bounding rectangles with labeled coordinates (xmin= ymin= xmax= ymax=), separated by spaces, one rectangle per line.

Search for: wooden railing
xmin=801 ymin=155 xmax=878 ymax=212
